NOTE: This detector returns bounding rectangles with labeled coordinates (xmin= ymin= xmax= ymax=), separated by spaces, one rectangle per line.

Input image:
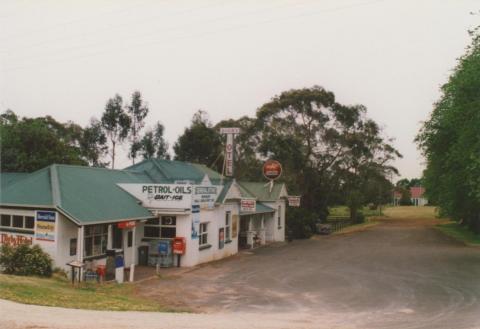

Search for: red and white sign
xmin=225 ymin=134 xmax=234 ymax=177
xmin=263 ymin=160 xmax=282 ymax=180
xmin=172 ymin=237 xmax=186 ymax=255
xmin=287 ymin=196 xmax=301 ymax=207
xmin=118 ymin=221 xmax=136 ymax=229
xmin=240 ymin=198 xmax=256 ymax=212
xmin=1 ymin=233 xmax=33 ymax=247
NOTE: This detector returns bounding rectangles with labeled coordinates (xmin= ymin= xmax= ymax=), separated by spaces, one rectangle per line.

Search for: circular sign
xmin=263 ymin=160 xmax=282 ymax=180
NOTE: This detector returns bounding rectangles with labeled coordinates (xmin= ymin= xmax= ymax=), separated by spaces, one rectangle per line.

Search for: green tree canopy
xmin=0 ymin=111 xmax=87 ymax=172
xmin=417 ymin=28 xmax=480 ymax=232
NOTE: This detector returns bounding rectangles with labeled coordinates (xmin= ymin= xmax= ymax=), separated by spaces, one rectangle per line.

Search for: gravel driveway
xmin=2 ymin=211 xmax=480 ymax=329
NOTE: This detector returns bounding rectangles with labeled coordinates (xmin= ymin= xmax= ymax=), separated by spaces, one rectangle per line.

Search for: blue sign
xmin=191 ymin=204 xmax=200 ymax=239
xmin=158 ymin=241 xmax=169 ymax=255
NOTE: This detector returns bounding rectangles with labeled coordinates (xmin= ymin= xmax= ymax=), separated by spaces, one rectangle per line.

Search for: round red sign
xmin=263 ymin=160 xmax=282 ymax=180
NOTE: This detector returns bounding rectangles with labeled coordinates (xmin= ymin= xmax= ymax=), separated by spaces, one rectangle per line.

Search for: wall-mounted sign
xmin=263 ymin=160 xmax=282 ymax=181
xmin=118 ymin=184 xmax=193 ymax=209
xmin=240 ymin=199 xmax=256 ymax=212
xmin=191 ymin=204 xmax=200 ymax=239
xmin=220 ymin=127 xmax=240 ymax=177
xmin=219 ymin=228 xmax=225 ymax=249
xmin=35 ymin=211 xmax=56 ymax=242
xmin=1 ymin=233 xmax=33 ymax=246
xmin=193 ymin=186 xmax=220 ymax=209
xmin=118 ymin=221 xmax=136 ymax=229
xmin=287 ymin=196 xmax=301 ymax=207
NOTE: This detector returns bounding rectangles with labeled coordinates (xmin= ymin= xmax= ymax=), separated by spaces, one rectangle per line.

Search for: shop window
xmin=0 ymin=214 xmax=35 ymax=231
xmin=1 ymin=214 xmax=11 ymax=227
xmin=84 ymin=224 xmax=108 ymax=258
xmin=25 ymin=216 xmax=34 ymax=229
xmin=225 ymin=211 xmax=231 ymax=240
xmin=199 ymin=223 xmax=208 ymax=246
xmin=70 ymin=238 xmax=77 ymax=256
xmin=277 ymin=205 xmax=282 ymax=228
xmin=127 ymin=231 xmax=133 ymax=247
xmin=144 ymin=216 xmax=176 ymax=239
xmin=12 ymin=216 xmax=23 ymax=228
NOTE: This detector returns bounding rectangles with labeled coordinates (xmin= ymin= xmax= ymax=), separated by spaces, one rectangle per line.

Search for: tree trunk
xmin=111 ymin=141 xmax=116 ymax=169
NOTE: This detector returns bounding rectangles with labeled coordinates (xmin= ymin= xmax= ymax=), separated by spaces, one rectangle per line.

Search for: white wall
xmin=264 ymin=200 xmax=286 ymax=242
xmin=54 ymin=213 xmax=79 ymax=272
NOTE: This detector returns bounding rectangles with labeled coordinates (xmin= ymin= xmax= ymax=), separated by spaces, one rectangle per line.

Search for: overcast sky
xmin=1 ymin=0 xmax=478 ymax=178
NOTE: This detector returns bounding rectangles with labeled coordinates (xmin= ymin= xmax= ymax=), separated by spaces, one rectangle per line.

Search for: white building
xmin=0 ymin=159 xmax=288 ymax=281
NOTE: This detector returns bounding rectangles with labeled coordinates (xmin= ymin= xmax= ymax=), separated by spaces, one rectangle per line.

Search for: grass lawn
xmin=328 ymin=206 xmax=384 ymax=218
xmin=435 ymin=222 xmax=480 ymax=246
xmin=383 ymin=206 xmax=441 ymax=220
xmin=0 ymin=274 xmax=172 ymax=311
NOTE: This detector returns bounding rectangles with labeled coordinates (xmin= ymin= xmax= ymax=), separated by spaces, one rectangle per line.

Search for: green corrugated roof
xmin=237 ymin=181 xmax=285 ymax=201
xmin=240 ymin=202 xmax=275 ymax=215
xmin=1 ymin=167 xmax=53 ymax=206
xmin=0 ymin=172 xmax=30 ymax=190
xmin=56 ymin=165 xmax=153 ymax=223
xmin=126 ymin=158 xmax=223 ymax=185
xmin=1 ymin=165 xmax=154 ymax=224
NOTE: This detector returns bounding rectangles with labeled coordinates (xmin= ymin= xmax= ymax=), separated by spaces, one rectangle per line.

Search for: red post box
xmin=172 ymin=237 xmax=186 ymax=255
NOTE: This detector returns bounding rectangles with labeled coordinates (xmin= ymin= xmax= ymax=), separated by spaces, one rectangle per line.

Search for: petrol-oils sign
xmin=118 ymin=184 xmax=193 ymax=209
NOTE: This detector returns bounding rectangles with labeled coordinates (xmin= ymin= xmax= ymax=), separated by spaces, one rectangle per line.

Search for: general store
xmin=0 ymin=158 xmax=289 ymax=282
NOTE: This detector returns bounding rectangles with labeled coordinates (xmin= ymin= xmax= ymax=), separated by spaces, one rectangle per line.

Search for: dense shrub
xmin=0 ymin=244 xmax=52 ymax=277
xmin=286 ymin=207 xmax=318 ymax=239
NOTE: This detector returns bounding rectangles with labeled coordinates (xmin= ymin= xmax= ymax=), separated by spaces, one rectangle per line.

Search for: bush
xmin=286 ymin=207 xmax=318 ymax=239
xmin=0 ymin=244 xmax=52 ymax=277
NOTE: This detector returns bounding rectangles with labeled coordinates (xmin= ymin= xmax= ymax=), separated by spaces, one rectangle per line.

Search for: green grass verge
xmin=333 ymin=219 xmax=380 ymax=235
xmin=435 ymin=222 xmax=480 ymax=246
xmin=328 ymin=206 xmax=384 ymax=218
xmin=0 ymin=274 xmax=171 ymax=311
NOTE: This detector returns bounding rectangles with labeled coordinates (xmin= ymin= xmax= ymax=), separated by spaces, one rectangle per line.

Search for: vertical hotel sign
xmin=35 ymin=211 xmax=56 ymax=242
xmin=220 ymin=127 xmax=240 ymax=177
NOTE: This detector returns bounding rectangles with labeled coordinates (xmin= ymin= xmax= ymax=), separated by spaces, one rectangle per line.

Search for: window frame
xmin=277 ymin=205 xmax=282 ymax=228
xmin=225 ymin=211 xmax=231 ymax=241
xmin=199 ymin=222 xmax=208 ymax=246
xmin=0 ymin=213 xmax=35 ymax=232
xmin=144 ymin=216 xmax=177 ymax=239
xmin=84 ymin=224 xmax=108 ymax=258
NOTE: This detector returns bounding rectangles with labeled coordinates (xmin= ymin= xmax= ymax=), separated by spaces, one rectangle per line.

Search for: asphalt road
xmin=2 ymin=211 xmax=480 ymax=329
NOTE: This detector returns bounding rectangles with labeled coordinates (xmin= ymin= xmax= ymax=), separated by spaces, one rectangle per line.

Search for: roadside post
xmin=172 ymin=237 xmax=186 ymax=267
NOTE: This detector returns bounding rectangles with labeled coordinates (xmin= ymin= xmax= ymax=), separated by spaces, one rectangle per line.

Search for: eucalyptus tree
xmin=127 ymin=91 xmax=149 ymax=164
xmin=139 ymin=122 xmax=170 ymax=160
xmin=256 ymin=86 xmax=400 ymax=220
xmin=101 ymin=94 xmax=131 ymax=169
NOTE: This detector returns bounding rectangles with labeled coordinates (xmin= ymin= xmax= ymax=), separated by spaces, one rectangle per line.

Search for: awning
xmin=240 ymin=202 xmax=275 ymax=216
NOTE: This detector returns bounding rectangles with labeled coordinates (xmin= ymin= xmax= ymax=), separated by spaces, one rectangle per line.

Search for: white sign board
xmin=287 ymin=196 xmax=301 ymax=207
xmin=240 ymin=198 xmax=256 ymax=212
xmin=220 ymin=127 xmax=241 ymax=134
xmin=193 ymin=186 xmax=221 ymax=209
xmin=118 ymin=184 xmax=193 ymax=209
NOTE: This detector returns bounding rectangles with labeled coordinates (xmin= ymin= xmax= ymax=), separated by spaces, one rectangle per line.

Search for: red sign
xmin=240 ymin=198 xmax=256 ymax=212
xmin=263 ymin=160 xmax=282 ymax=180
xmin=1 ymin=233 xmax=33 ymax=246
xmin=118 ymin=221 xmax=136 ymax=229
xmin=172 ymin=237 xmax=186 ymax=255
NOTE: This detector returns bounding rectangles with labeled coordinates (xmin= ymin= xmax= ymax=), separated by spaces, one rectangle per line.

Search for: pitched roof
xmin=237 ymin=181 xmax=287 ymax=202
xmin=240 ymin=202 xmax=275 ymax=215
xmin=410 ymin=186 xmax=426 ymax=199
xmin=1 ymin=165 xmax=154 ymax=224
xmin=125 ymin=158 xmax=223 ymax=185
xmin=0 ymin=172 xmax=30 ymax=189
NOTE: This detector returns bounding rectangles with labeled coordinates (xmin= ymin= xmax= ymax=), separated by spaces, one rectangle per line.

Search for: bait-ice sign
xmin=118 ymin=184 xmax=193 ymax=209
